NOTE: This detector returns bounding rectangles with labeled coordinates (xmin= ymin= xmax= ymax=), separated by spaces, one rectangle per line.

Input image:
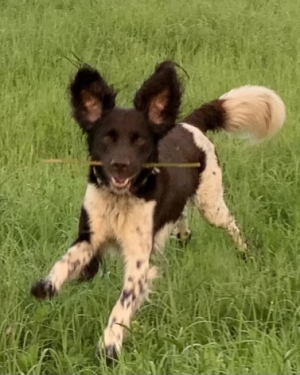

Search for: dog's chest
xmin=83 ymin=184 xmax=156 ymax=240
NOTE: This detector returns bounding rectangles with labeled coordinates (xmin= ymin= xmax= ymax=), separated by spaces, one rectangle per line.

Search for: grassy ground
xmin=1 ymin=0 xmax=300 ymax=373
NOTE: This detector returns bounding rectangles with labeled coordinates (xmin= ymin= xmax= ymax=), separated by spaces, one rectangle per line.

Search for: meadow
xmin=1 ymin=0 xmax=300 ymax=373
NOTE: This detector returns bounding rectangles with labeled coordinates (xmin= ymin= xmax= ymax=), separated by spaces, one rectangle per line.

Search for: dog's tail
xmin=182 ymin=85 xmax=286 ymax=141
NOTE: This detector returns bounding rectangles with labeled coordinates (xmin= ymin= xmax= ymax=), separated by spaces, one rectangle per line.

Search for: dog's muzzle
xmin=111 ymin=176 xmax=131 ymax=190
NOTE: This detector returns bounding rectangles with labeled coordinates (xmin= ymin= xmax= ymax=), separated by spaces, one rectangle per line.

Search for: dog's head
xmin=69 ymin=60 xmax=182 ymax=193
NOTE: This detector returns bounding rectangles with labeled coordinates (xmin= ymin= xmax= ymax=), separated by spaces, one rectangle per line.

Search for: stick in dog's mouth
xmin=42 ymin=159 xmax=201 ymax=169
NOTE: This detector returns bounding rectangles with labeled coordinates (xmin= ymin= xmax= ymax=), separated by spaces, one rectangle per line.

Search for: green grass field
xmin=1 ymin=0 xmax=300 ymax=373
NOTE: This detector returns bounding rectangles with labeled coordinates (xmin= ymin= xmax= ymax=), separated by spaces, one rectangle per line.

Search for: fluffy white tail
xmin=182 ymin=85 xmax=286 ymax=142
xmin=220 ymin=85 xmax=286 ymax=141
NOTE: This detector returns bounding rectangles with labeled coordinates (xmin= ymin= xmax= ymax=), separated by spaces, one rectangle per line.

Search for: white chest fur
xmin=83 ymin=184 xmax=157 ymax=247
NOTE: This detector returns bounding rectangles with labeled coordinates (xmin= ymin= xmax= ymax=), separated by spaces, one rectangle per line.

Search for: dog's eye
xmin=103 ymin=130 xmax=117 ymax=143
xmin=130 ymin=132 xmax=145 ymax=146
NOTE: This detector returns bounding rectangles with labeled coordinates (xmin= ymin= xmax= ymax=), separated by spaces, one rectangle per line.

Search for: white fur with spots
xmin=179 ymin=123 xmax=247 ymax=251
xmin=41 ymin=183 xmax=160 ymax=355
xmin=33 ymin=84 xmax=285 ymax=359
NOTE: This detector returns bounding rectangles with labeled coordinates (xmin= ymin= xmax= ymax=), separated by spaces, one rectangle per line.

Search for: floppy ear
xmin=133 ymin=60 xmax=183 ymax=133
xmin=69 ymin=65 xmax=116 ymax=132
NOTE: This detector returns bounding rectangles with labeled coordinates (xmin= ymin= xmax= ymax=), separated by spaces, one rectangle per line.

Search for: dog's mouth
xmin=110 ymin=176 xmax=132 ymax=190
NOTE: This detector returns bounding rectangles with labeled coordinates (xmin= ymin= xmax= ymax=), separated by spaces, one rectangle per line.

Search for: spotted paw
xmin=31 ymin=279 xmax=57 ymax=300
xmin=176 ymin=231 xmax=192 ymax=247
xmin=238 ymin=249 xmax=253 ymax=262
xmin=105 ymin=344 xmax=119 ymax=366
xmin=96 ymin=341 xmax=119 ymax=366
xmin=78 ymin=256 xmax=100 ymax=282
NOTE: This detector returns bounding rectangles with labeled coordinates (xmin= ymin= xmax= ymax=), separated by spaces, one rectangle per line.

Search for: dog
xmin=31 ymin=60 xmax=285 ymax=364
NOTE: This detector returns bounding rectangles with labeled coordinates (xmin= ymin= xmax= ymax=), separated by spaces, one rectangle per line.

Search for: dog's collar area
xmin=93 ymin=167 xmax=103 ymax=186
xmin=139 ymin=167 xmax=160 ymax=187
xmin=135 ymin=168 xmax=160 ymax=189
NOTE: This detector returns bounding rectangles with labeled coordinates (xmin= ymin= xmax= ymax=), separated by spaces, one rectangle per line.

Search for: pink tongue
xmin=115 ymin=178 xmax=126 ymax=183
xmin=112 ymin=177 xmax=129 ymax=187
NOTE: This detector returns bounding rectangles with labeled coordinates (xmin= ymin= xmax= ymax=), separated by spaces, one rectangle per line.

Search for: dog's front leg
xmin=31 ymin=206 xmax=107 ymax=300
xmin=100 ymin=226 xmax=154 ymax=364
xmin=31 ymin=239 xmax=97 ymax=299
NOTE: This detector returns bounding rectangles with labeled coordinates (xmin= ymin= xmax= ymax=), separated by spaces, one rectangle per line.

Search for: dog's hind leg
xmin=193 ymin=158 xmax=248 ymax=254
xmin=171 ymin=206 xmax=192 ymax=246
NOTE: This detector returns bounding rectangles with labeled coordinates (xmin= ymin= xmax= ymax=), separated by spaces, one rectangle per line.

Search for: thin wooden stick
xmin=42 ymin=159 xmax=201 ymax=169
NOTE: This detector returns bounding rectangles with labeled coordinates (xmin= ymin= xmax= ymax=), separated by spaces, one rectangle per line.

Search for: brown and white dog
xmin=31 ymin=61 xmax=285 ymax=363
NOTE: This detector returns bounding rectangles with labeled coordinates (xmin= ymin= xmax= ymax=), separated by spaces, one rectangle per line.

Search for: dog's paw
xmin=96 ymin=325 xmax=123 ymax=366
xmin=236 ymin=239 xmax=252 ymax=262
xmin=96 ymin=340 xmax=119 ymax=367
xmin=238 ymin=250 xmax=254 ymax=262
xmin=78 ymin=256 xmax=100 ymax=282
xmin=31 ymin=279 xmax=57 ymax=300
xmin=176 ymin=231 xmax=192 ymax=247
xmin=104 ymin=344 xmax=119 ymax=366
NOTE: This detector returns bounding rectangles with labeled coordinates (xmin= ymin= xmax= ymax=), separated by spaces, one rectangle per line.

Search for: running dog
xmin=31 ymin=60 xmax=285 ymax=363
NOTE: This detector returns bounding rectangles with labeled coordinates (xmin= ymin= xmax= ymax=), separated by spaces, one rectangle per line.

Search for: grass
xmin=1 ymin=0 xmax=300 ymax=373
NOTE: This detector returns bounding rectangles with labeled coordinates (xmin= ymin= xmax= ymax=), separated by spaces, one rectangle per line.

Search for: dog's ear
xmin=69 ymin=65 xmax=116 ymax=132
xmin=133 ymin=61 xmax=182 ymax=135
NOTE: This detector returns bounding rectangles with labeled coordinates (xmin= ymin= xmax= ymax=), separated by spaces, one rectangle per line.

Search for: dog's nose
xmin=111 ymin=161 xmax=130 ymax=172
